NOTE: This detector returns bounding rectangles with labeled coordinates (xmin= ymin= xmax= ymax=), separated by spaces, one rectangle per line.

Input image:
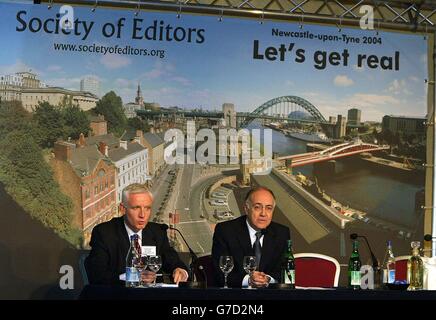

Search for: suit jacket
xmin=212 ymin=215 xmax=291 ymax=288
xmin=85 ymin=217 xmax=188 ymax=285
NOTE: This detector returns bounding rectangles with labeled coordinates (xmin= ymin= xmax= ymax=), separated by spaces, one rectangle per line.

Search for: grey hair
xmin=121 ymin=183 xmax=153 ymax=207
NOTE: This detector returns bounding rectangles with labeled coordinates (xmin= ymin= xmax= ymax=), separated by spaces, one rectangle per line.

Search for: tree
xmin=0 ymin=100 xmax=80 ymax=246
xmin=406 ymin=133 xmax=417 ymax=144
xmin=0 ymin=100 xmax=36 ymax=137
xmin=0 ymin=128 xmax=75 ymax=243
xmin=127 ymin=116 xmax=149 ymax=132
xmin=94 ymin=91 xmax=127 ymax=137
xmin=62 ymin=104 xmax=91 ymax=140
xmin=33 ymin=102 xmax=65 ymax=148
xmin=381 ymin=129 xmax=393 ymax=145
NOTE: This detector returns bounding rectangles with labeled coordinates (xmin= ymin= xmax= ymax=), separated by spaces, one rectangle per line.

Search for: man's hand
xmin=173 ymin=268 xmax=188 ymax=284
xmin=141 ymin=270 xmax=156 ymax=285
xmin=249 ymin=271 xmax=270 ymax=288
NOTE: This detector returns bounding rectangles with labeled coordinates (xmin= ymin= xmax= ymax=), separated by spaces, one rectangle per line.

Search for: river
xmin=247 ymin=122 xmax=424 ymax=228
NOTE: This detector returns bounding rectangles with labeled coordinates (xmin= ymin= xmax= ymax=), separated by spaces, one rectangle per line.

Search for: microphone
xmin=198 ymin=265 xmax=207 ymax=288
xmin=350 ymin=233 xmax=379 ymax=269
xmin=160 ymin=224 xmax=204 ymax=287
xmin=422 ymin=234 xmax=435 ymax=256
xmin=424 ymin=234 xmax=433 ymax=242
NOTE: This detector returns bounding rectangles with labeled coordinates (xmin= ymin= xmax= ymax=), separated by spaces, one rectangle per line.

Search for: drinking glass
xmin=147 ymin=255 xmax=162 ymax=287
xmin=219 ymin=256 xmax=234 ymax=289
xmin=138 ymin=255 xmax=149 ymax=287
xmin=243 ymin=256 xmax=257 ymax=289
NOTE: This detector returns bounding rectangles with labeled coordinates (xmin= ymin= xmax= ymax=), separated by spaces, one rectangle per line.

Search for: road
xmin=172 ymin=165 xmax=232 ymax=255
xmin=175 ymin=164 xmax=194 ymax=222
xmin=153 ymin=164 xmax=241 ymax=255
xmin=150 ymin=164 xmax=173 ymax=219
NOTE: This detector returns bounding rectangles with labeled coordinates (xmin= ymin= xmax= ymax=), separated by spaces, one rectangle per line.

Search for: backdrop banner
xmin=0 ymin=2 xmax=429 ymax=298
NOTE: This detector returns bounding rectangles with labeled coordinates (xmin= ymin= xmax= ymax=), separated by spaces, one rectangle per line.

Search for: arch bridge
xmin=277 ymin=141 xmax=390 ymax=168
xmin=240 ymin=96 xmax=327 ymax=126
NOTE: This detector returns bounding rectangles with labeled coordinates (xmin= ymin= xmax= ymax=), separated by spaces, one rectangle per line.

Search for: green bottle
xmin=407 ymin=241 xmax=424 ymax=290
xmin=348 ymin=240 xmax=362 ymax=290
xmin=281 ymin=239 xmax=295 ymax=285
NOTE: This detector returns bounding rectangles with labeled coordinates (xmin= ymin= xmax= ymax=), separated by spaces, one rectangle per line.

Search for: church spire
xmin=135 ymin=82 xmax=144 ymax=106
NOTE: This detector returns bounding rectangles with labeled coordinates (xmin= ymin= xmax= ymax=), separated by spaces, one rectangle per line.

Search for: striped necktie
xmin=253 ymin=231 xmax=262 ymax=268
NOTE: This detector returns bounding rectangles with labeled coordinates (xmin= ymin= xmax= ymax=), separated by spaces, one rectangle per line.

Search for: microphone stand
xmin=169 ymin=226 xmax=205 ymax=288
xmin=351 ymin=233 xmax=380 ymax=289
xmin=360 ymin=235 xmax=379 ymax=270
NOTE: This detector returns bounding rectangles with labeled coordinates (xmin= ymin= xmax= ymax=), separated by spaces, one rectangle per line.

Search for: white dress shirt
xmin=124 ymin=222 xmax=188 ymax=281
xmin=125 ymin=222 xmax=142 ymax=245
xmin=242 ymin=220 xmax=276 ymax=287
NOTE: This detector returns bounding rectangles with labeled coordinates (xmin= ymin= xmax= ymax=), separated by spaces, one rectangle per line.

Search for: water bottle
xmin=348 ymin=240 xmax=361 ymax=290
xmin=381 ymin=240 xmax=396 ymax=285
xmin=280 ymin=239 xmax=295 ymax=285
xmin=125 ymin=234 xmax=140 ymax=288
xmin=407 ymin=241 xmax=424 ymax=290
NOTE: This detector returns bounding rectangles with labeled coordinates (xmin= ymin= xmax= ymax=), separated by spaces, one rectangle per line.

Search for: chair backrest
xmin=294 ymin=253 xmax=340 ymax=288
xmin=79 ymin=250 xmax=90 ymax=286
xmin=394 ymin=255 xmax=411 ymax=281
xmin=193 ymin=254 xmax=215 ymax=287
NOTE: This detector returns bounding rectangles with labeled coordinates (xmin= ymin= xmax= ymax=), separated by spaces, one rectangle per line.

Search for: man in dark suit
xmin=212 ymin=186 xmax=290 ymax=288
xmin=85 ymin=183 xmax=188 ymax=285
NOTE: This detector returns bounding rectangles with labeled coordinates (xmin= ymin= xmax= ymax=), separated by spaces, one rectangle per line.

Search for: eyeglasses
xmin=248 ymin=203 xmax=274 ymax=213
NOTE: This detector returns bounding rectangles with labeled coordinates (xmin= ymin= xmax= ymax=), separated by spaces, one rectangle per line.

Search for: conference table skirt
xmin=79 ymin=285 xmax=436 ymax=300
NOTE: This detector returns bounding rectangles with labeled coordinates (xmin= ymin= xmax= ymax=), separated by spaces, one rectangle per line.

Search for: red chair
xmin=294 ymin=253 xmax=340 ymax=288
xmin=394 ymin=255 xmax=411 ymax=282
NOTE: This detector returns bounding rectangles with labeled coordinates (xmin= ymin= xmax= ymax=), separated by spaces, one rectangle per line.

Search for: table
xmin=79 ymin=285 xmax=436 ymax=300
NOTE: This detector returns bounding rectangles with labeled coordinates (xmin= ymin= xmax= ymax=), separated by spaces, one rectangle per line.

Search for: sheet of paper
xmin=142 ymin=246 xmax=156 ymax=256
xmin=119 ymin=273 xmax=170 ymax=284
xmin=295 ymin=286 xmax=336 ymax=290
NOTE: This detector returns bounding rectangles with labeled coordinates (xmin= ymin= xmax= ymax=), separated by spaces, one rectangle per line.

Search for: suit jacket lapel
xmin=236 ymin=217 xmax=254 ymax=257
xmin=141 ymin=224 xmax=155 ymax=246
xmin=259 ymin=226 xmax=276 ymax=272
xmin=117 ymin=217 xmax=129 ymax=248
xmin=117 ymin=217 xmax=130 ymax=271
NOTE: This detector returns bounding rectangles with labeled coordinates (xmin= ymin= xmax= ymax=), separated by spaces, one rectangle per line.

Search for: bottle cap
xmin=411 ymin=241 xmax=420 ymax=249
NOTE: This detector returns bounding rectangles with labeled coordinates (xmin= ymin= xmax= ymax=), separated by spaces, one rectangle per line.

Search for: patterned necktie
xmin=134 ymin=235 xmax=142 ymax=258
xmin=253 ymin=231 xmax=262 ymax=268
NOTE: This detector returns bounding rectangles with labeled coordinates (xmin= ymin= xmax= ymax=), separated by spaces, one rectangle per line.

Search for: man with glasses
xmin=85 ymin=183 xmax=188 ymax=285
xmin=212 ymin=186 xmax=291 ymax=288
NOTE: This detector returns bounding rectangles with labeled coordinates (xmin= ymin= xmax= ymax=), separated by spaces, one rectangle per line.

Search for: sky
xmin=0 ymin=2 xmax=429 ymax=122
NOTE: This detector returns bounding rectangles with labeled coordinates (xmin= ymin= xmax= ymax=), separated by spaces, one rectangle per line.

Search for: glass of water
xmin=147 ymin=255 xmax=162 ymax=287
xmin=219 ymin=256 xmax=234 ymax=289
xmin=243 ymin=256 xmax=257 ymax=289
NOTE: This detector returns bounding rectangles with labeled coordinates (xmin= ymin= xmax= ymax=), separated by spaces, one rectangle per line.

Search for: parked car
xmin=211 ymin=192 xmax=227 ymax=199
xmin=210 ymin=199 xmax=228 ymax=206
xmin=222 ymin=183 xmax=237 ymax=189
xmin=214 ymin=211 xmax=234 ymax=220
xmin=221 ymin=212 xmax=234 ymax=219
